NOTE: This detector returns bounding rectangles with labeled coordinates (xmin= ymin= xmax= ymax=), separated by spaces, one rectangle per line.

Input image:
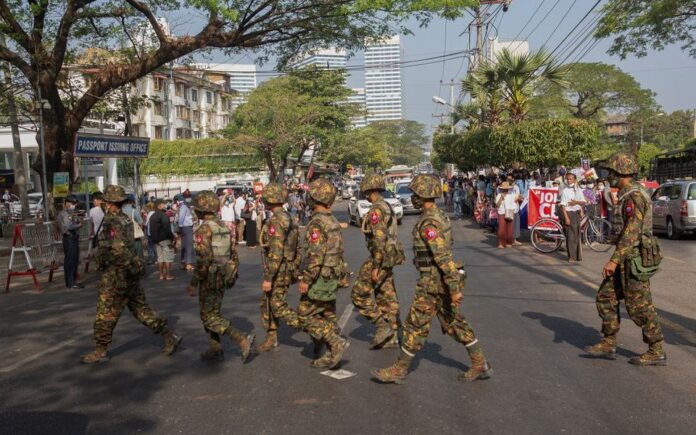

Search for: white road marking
xmin=664 ymin=255 xmax=686 ymax=264
xmin=338 ymin=304 xmax=354 ymax=334
xmin=0 ymin=331 xmax=92 ymax=373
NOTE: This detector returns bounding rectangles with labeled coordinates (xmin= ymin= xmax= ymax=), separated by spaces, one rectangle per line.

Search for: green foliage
xmin=637 ymin=142 xmax=662 ymax=176
xmin=434 ymin=119 xmax=600 ymax=170
xmin=460 ymin=48 xmax=567 ymax=126
xmin=529 ymin=62 xmax=657 ymax=121
xmin=134 ymin=139 xmax=261 ymax=177
xmin=223 ymin=67 xmax=357 ymax=179
xmin=627 ymin=110 xmax=695 ymax=151
xmin=325 ymin=120 xmax=427 ymax=169
xmin=596 ymin=0 xmax=696 ymax=59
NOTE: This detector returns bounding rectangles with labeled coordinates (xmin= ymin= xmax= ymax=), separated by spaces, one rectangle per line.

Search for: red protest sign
xmin=528 ymin=188 xmax=559 ymax=229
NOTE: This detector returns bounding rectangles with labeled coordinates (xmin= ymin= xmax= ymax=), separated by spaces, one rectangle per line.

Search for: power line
xmin=548 ymin=0 xmax=601 ymax=59
xmin=524 ymin=0 xmax=561 ymax=40
xmin=511 ymin=0 xmax=548 ymax=43
xmin=541 ymin=0 xmax=577 ymax=48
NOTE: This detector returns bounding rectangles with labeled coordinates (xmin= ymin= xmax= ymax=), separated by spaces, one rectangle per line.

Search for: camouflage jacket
xmin=260 ymin=208 xmax=299 ymax=281
xmin=190 ymin=218 xmax=234 ymax=288
xmin=95 ymin=210 xmax=138 ymax=272
xmin=301 ymin=210 xmax=345 ymax=286
xmin=361 ymin=198 xmax=394 ymax=268
xmin=412 ymin=205 xmax=460 ymax=295
xmin=610 ymin=181 xmax=652 ymax=264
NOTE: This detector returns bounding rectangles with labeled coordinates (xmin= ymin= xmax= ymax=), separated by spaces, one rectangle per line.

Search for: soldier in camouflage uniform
xmin=297 ymin=178 xmax=350 ymax=369
xmin=257 ymin=183 xmax=303 ymax=352
xmin=351 ymin=173 xmax=404 ymax=349
xmin=373 ymin=174 xmax=492 ymax=383
xmin=584 ymin=152 xmax=666 ymax=365
xmin=187 ymin=191 xmax=254 ymax=363
xmin=81 ymin=185 xmax=182 ymax=364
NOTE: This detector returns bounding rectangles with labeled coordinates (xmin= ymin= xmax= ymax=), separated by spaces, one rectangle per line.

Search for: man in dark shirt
xmin=58 ymin=195 xmax=83 ymax=289
xmin=150 ymin=199 xmax=175 ymax=280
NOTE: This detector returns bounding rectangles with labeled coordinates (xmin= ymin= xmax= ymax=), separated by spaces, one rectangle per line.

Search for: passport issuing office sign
xmin=74 ymin=133 xmax=150 ymax=158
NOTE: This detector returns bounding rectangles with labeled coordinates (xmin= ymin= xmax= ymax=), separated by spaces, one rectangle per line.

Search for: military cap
xmin=599 ymin=152 xmax=639 ymax=176
xmin=262 ymin=183 xmax=287 ymax=204
xmin=308 ymin=177 xmax=337 ymax=206
xmin=193 ymin=190 xmax=220 ymax=213
xmin=103 ymin=185 xmax=127 ymax=202
xmin=409 ymin=174 xmax=442 ymax=199
xmin=360 ymin=173 xmax=386 ymax=193
xmin=65 ymin=194 xmax=79 ymax=204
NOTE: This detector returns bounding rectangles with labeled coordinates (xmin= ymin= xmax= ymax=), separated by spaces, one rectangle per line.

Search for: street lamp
xmin=36 ymin=86 xmax=51 ymax=220
xmin=432 ymin=95 xmax=455 ymax=134
xmin=640 ymin=112 xmax=664 ymax=147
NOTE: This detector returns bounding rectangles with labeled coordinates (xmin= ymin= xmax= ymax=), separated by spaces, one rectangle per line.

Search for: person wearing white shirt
xmin=220 ymin=189 xmax=237 ymax=244
xmin=495 ymin=182 xmax=518 ymax=248
xmin=560 ymin=173 xmax=586 ymax=262
xmin=234 ymin=193 xmax=247 ymax=244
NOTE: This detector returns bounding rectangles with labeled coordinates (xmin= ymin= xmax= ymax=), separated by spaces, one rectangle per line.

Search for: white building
xmin=347 ymin=88 xmax=367 ymax=128
xmin=289 ymin=48 xmax=348 ymax=69
xmin=487 ymin=38 xmax=530 ymax=62
xmin=193 ymin=63 xmax=257 ymax=108
xmin=364 ymin=35 xmax=403 ymax=123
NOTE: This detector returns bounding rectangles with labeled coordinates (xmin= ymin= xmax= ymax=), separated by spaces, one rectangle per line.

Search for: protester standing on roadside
xmin=234 ymin=192 xmax=247 ymax=245
xmin=150 ymin=199 xmax=176 ymax=280
xmin=559 ymin=173 xmax=586 ymax=263
xmin=495 ymin=182 xmax=516 ymax=248
xmin=123 ymin=198 xmax=145 ymax=261
xmin=220 ymin=189 xmax=237 ymax=244
xmin=177 ymin=194 xmax=195 ymax=270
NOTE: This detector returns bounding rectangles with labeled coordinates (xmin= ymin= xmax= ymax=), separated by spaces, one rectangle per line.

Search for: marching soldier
xmin=257 ymin=183 xmax=303 ymax=352
xmin=584 ymin=152 xmax=666 ymax=365
xmin=351 ymin=173 xmax=405 ymax=349
xmin=297 ymin=178 xmax=350 ymax=369
xmin=81 ymin=185 xmax=182 ymax=363
xmin=187 ymin=191 xmax=255 ymax=363
xmin=372 ymin=174 xmax=492 ymax=383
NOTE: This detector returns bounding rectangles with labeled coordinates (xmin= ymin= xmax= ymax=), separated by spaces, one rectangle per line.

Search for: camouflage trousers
xmin=199 ymin=284 xmax=245 ymax=344
xmin=351 ymin=260 xmax=400 ymax=330
xmin=596 ymin=262 xmax=664 ymax=344
xmin=402 ymin=273 xmax=477 ymax=354
xmin=297 ymin=295 xmax=339 ymax=343
xmin=93 ymin=271 xmax=167 ymax=346
xmin=261 ymin=272 xmax=301 ymax=332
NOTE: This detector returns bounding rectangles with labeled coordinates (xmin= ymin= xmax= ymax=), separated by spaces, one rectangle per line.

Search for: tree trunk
xmin=0 ymin=47 xmax=30 ymax=220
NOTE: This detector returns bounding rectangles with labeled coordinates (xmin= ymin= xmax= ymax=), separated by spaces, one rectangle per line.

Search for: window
xmin=176 ymin=128 xmax=192 ymax=139
xmin=192 ymin=110 xmax=200 ymax=122
xmin=154 ymin=101 xmax=164 ymax=116
xmin=176 ymin=106 xmax=189 ymax=119
xmin=651 ymin=187 xmax=663 ymax=201
xmin=175 ymin=83 xmax=185 ymax=97
xmin=154 ymin=77 xmax=165 ymax=91
xmin=154 ymin=126 xmax=163 ymax=139
xmin=669 ymin=185 xmax=682 ymax=200
xmin=688 ymin=183 xmax=696 ymax=201
xmin=206 ymin=91 xmax=213 ymax=104
xmin=191 ymin=89 xmax=198 ymax=102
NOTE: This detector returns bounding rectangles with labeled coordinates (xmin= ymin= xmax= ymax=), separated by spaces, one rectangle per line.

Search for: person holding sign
xmin=559 ymin=173 xmax=586 ymax=262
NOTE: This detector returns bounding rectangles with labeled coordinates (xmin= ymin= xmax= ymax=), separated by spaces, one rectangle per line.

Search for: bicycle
xmin=530 ymin=214 xmax=612 ymax=254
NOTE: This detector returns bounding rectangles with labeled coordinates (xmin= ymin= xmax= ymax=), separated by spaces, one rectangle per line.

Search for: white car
xmin=9 ymin=192 xmax=44 ymax=217
xmin=348 ymin=189 xmax=403 ymax=226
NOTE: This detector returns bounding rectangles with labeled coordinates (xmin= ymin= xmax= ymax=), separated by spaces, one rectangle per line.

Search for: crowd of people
xmin=440 ymin=165 xmax=617 ymax=261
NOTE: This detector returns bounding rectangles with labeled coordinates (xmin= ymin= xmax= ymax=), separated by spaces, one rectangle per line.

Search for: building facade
xmin=364 ymin=35 xmax=403 ymax=123
xmin=193 ymin=63 xmax=257 ymax=108
xmin=289 ymin=48 xmax=348 ymax=70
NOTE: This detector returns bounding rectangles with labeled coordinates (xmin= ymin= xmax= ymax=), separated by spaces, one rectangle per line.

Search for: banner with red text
xmin=528 ymin=188 xmax=559 ymax=229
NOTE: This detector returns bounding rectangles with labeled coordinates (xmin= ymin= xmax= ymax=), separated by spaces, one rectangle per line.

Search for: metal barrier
xmin=4 ymin=218 xmax=92 ymax=292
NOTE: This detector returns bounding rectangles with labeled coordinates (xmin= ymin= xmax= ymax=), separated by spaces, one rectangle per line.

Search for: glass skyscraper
xmin=364 ymin=35 xmax=403 ymax=123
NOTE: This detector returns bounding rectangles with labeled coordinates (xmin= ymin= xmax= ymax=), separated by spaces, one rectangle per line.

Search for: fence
xmin=5 ymin=218 xmax=92 ymax=292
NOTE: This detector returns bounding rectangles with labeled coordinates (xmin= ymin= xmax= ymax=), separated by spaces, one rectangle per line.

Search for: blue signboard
xmin=74 ymin=133 xmax=150 ymax=158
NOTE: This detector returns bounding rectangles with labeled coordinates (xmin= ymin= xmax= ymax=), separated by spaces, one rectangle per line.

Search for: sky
xmin=193 ymin=1 xmax=696 ymax=136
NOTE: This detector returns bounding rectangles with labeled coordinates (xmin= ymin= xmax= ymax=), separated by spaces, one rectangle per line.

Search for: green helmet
xmin=409 ymin=174 xmax=442 ymax=199
xmin=262 ymin=183 xmax=287 ymax=204
xmin=600 ymin=152 xmax=639 ymax=175
xmin=360 ymin=173 xmax=386 ymax=193
xmin=193 ymin=190 xmax=220 ymax=213
xmin=103 ymin=185 xmax=127 ymax=202
xmin=308 ymin=177 xmax=337 ymax=206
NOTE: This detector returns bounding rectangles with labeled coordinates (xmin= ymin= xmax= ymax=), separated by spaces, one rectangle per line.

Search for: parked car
xmin=8 ymin=192 xmax=45 ymax=218
xmin=348 ymin=189 xmax=403 ymax=226
xmin=651 ymin=178 xmax=696 ymax=239
xmin=394 ymin=181 xmax=420 ymax=215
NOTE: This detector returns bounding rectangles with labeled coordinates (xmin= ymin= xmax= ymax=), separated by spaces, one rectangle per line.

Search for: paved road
xmin=1 ymin=204 xmax=695 ymax=434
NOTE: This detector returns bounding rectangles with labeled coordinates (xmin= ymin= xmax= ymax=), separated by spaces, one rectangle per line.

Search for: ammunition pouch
xmin=629 ymin=233 xmax=662 ymax=281
xmin=308 ymin=277 xmax=339 ymax=302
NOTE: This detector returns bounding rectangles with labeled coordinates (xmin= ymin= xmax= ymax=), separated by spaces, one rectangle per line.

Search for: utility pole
xmin=471 ymin=1 xmax=512 ymax=71
xmin=1 ymin=35 xmax=30 ymax=219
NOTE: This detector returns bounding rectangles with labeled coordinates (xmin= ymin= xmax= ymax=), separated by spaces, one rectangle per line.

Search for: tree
xmin=224 ymin=67 xmax=357 ymax=180
xmin=0 ymin=0 xmax=477 ymax=187
xmin=327 ymin=120 xmax=427 ymax=169
xmin=595 ymin=0 xmax=696 ymax=59
xmin=460 ymin=48 xmax=567 ymax=126
xmin=531 ymin=62 xmax=657 ymax=121
xmin=627 ymin=110 xmax=695 ymax=151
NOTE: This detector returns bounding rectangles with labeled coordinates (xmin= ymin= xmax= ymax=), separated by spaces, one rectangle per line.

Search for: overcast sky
xmin=199 ymin=1 xmax=696 ymax=135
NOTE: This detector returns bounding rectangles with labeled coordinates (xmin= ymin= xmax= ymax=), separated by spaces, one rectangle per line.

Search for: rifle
xmin=259 ymin=229 xmax=273 ymax=324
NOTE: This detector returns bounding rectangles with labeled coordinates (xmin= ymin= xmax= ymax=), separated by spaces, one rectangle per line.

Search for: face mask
xmin=607 ymin=172 xmax=620 ymax=188
xmin=411 ymin=195 xmax=424 ymax=209
xmin=567 ymin=183 xmax=575 ymax=188
xmin=587 ymin=184 xmax=594 ymax=189
xmin=598 ymin=184 xmax=605 ymax=190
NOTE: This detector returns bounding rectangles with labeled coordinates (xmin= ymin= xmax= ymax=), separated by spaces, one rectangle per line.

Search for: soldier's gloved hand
xmin=298 ymin=281 xmax=309 ymax=294
xmin=371 ymin=268 xmax=381 ymax=284
xmin=186 ymin=285 xmax=197 ymax=297
xmin=262 ymin=280 xmax=272 ymax=293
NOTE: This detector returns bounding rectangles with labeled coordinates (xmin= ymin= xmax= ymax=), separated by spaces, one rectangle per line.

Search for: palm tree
xmin=461 ymin=48 xmax=568 ymax=126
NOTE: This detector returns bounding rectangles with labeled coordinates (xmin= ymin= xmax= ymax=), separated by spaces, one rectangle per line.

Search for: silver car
xmin=651 ymin=178 xmax=696 ymax=239
xmin=395 ymin=182 xmax=421 ymax=215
